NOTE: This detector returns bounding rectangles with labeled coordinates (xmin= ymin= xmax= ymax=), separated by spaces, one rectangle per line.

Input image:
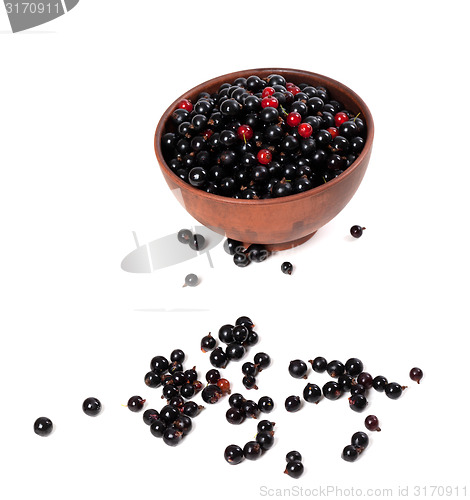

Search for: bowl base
xmin=243 ymin=231 xmax=317 ymax=252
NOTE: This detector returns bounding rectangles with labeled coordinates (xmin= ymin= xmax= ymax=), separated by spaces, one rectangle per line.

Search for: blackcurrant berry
xmin=226 ymin=407 xmax=246 ymax=425
xmin=232 ymin=325 xmax=249 ymax=343
xmin=183 ymin=401 xmax=204 ymax=418
xmin=242 ymin=362 xmax=258 ymax=376
xmin=127 ymin=396 xmax=145 ymax=412
xmin=243 ymin=441 xmax=262 ymax=460
xmin=345 ymin=358 xmax=364 ymax=376
xmin=365 ymin=415 xmax=381 ymax=432
xmin=242 ymin=400 xmax=260 ymax=419
xmin=206 ymin=369 xmax=221 ymax=384
xmin=177 ymin=229 xmax=192 ymax=244
xmin=225 ymin=444 xmax=245 ymax=465
xmin=150 ymin=355 xmax=169 ymax=374
xmin=210 ymin=347 xmax=228 ymax=368
xmin=285 ymin=395 xmax=302 ymax=412
xmin=372 ymin=375 xmax=388 ymax=392
xmin=350 ymin=225 xmax=365 ymax=238
xmin=257 ymin=420 xmax=275 ymax=432
xmin=201 ymin=384 xmax=224 ymax=404
xmin=229 ymin=393 xmax=246 ymax=408
xmin=284 ymin=461 xmax=304 ymax=479
xmin=143 ymin=409 xmax=160 ymax=426
xmin=338 ymin=374 xmax=354 ymax=393
xmin=150 ymin=419 xmax=167 ymax=438
xmin=351 ymin=431 xmax=369 ymax=450
xmin=82 ymin=397 xmax=101 ymax=417
xmin=348 ymin=394 xmax=368 ymax=412
xmin=226 ymin=342 xmax=245 ymax=361
xmin=163 ymin=426 xmax=183 ymax=446
xmin=409 ymin=367 xmax=423 ymax=384
xmin=288 ymin=359 xmax=308 ymax=379
xmin=326 ymin=360 xmax=345 ymax=378
xmin=322 ymin=382 xmax=341 ymax=400
xmin=309 ymin=357 xmax=327 ymax=373
xmin=34 ymin=417 xmax=53 ymax=437
xmin=342 ymin=445 xmax=359 ymax=462
xmin=243 ymin=375 xmax=258 ymax=390
xmin=174 ymin=415 xmax=192 ymax=435
xmin=357 ymin=372 xmax=373 ymax=389
xmin=281 ymin=262 xmax=293 ymax=275
xmin=256 ymin=430 xmax=275 ymax=450
xmin=303 ymin=383 xmax=322 ymax=403
xmin=254 ymin=352 xmax=271 ymax=370
xmin=159 ymin=405 xmax=179 ymax=424
xmin=258 ymin=396 xmax=274 ymax=413
xmin=201 ymin=333 xmax=216 ymax=353
xmin=385 ymin=382 xmax=406 ymax=400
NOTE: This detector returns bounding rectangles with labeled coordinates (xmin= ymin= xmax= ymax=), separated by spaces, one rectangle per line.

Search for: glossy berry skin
xmin=82 ymin=397 xmax=101 ymax=417
xmin=342 ymin=445 xmax=359 ymax=462
xmin=233 ymin=249 xmax=251 ymax=267
xmin=229 ymin=393 xmax=246 ymax=408
xmin=334 ymin=112 xmax=349 ymax=127
xmin=226 ymin=342 xmax=245 ymax=361
xmin=258 ymin=396 xmax=274 ymax=413
xmin=159 ymin=405 xmax=179 ymax=424
xmin=285 ymin=395 xmax=302 ymax=412
xmin=256 ymin=431 xmax=275 ymax=451
xmin=410 ymin=367 xmax=423 ymax=383
xmin=218 ymin=324 xmax=234 ymax=344
xmin=169 ymin=396 xmax=184 ymax=408
xmin=257 ymin=420 xmax=275 ymax=433
xmin=127 ymin=396 xmax=145 ymax=412
xmin=309 ymin=357 xmax=327 ymax=373
xmin=303 ymin=383 xmax=322 ymax=403
xmin=286 ymin=112 xmax=302 ymax=127
xmin=357 ymin=372 xmax=373 ymax=389
xmin=286 ymin=450 xmax=302 ymax=462
xmin=178 ymin=99 xmax=193 ymax=112
xmin=224 ymin=238 xmax=243 ymax=255
xmin=345 ymin=358 xmax=364 ymax=376
xmin=348 ymin=394 xmax=368 ymax=412
xmin=217 ymin=378 xmax=231 ymax=394
xmin=144 ymin=371 xmax=161 ymax=388
xmin=236 ymin=316 xmax=254 ymax=329
xmin=372 ymin=375 xmax=388 ymax=392
xmin=206 ymin=369 xmax=221 ymax=384
xmin=285 ymin=461 xmax=304 ymax=479
xmin=298 ymin=123 xmax=313 ymax=138
xmin=254 ymin=352 xmax=271 ymax=370
xmin=323 ymin=382 xmax=341 ymax=400
xmin=150 ymin=419 xmax=167 ymax=438
xmin=174 ymin=415 xmax=192 ymax=435
xmin=350 ymin=384 xmax=366 ymax=396
xmin=243 ymin=375 xmax=258 ymax=390
xmin=202 ymin=384 xmax=224 ymax=404
xmin=200 ymin=332 xmax=217 ymax=352
xmin=143 ymin=409 xmax=159 ymax=426
xmin=326 ymin=360 xmax=345 ymax=378
xmin=243 ymin=441 xmax=262 ymax=460
xmin=351 ymin=431 xmax=369 ymax=450
xmin=183 ymin=401 xmax=203 ymax=418
xmin=189 ymin=233 xmax=205 ymax=251
xmin=163 ymin=427 xmax=183 ymax=446
xmin=365 ymin=415 xmax=381 ymax=432
xmin=210 ymin=347 xmax=228 ymax=368
xmin=385 ymin=382 xmax=405 ymax=399
xmin=232 ymin=325 xmax=250 ymax=343
xmin=237 ymin=124 xmax=253 ymax=141
xmin=289 ymin=359 xmax=308 ymax=379
xmin=179 ymin=383 xmax=195 ymax=399
xmin=170 ymin=349 xmax=185 ymax=363
xmin=257 ymin=149 xmax=273 ymax=165
xmin=261 ymin=96 xmax=279 ymax=108
xmin=281 ymin=262 xmax=293 ymax=275
xmin=242 ymin=362 xmax=258 ymax=377
xmin=150 ymin=355 xmax=169 ymax=374
xmin=246 ymin=330 xmax=259 ymax=346
xmin=247 ymin=244 xmax=269 ymax=263
xmin=226 ymin=407 xmax=246 ymax=425
xmin=243 ymin=400 xmax=260 ymax=419
xmin=34 ymin=417 xmax=53 ymax=437
xmin=177 ymin=229 xmax=192 ymax=244
xmin=225 ymin=444 xmax=245 ymax=465
xmin=338 ymin=374 xmax=354 ymax=393
xmin=350 ymin=225 xmax=365 ymax=238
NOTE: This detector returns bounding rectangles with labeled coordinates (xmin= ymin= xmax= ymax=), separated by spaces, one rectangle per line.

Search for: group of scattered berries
xmin=224 ymin=420 xmax=275 ymax=465
xmin=162 ymin=74 xmax=367 ymax=200
xmin=226 ymin=392 xmax=274 ymax=425
xmin=283 ymin=357 xmax=417 ymax=415
xmin=200 ymin=316 xmax=260 ymax=371
xmin=342 ymin=431 xmax=369 ymax=462
xmin=284 ymin=450 xmax=304 ymax=478
xmin=242 ymin=351 xmax=271 ymax=390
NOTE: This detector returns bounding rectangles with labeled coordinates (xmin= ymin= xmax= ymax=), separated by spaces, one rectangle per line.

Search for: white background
xmin=1 ymin=1 xmax=469 ymax=499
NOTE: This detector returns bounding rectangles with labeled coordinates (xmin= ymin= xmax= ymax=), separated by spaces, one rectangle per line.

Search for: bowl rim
xmin=154 ymin=67 xmax=374 ymax=206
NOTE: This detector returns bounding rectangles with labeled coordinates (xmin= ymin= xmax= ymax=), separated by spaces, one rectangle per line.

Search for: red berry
xmin=202 ymin=129 xmax=214 ymax=140
xmin=334 ymin=112 xmax=349 ymax=127
xmin=257 ymin=149 xmax=272 ymax=165
xmin=217 ymin=378 xmax=231 ymax=394
xmin=237 ymin=125 xmax=253 ymax=141
xmin=327 ymin=127 xmax=339 ymax=139
xmin=261 ymin=97 xmax=279 ymax=109
xmin=288 ymin=85 xmax=301 ymax=96
xmin=298 ymin=123 xmax=313 ymax=138
xmin=262 ymin=87 xmax=276 ymax=98
xmin=178 ymin=99 xmax=193 ymax=112
xmin=286 ymin=112 xmax=302 ymax=127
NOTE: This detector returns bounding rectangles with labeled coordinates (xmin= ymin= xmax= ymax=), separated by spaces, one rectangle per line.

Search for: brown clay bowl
xmin=154 ymin=68 xmax=374 ymax=251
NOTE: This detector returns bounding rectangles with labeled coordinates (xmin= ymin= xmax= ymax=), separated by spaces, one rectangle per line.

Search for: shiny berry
xmin=217 ymin=378 xmax=231 ymax=394
xmin=143 ymin=409 xmax=160 ymax=425
xmin=226 ymin=407 xmax=245 ymax=425
xmin=285 ymin=395 xmax=301 ymax=412
xmin=261 ymin=96 xmax=279 ymax=108
xmin=372 ymin=375 xmax=388 ymax=392
xmin=281 ymin=262 xmax=293 ymax=275
xmin=323 ymin=382 xmax=341 ymax=400
xmin=327 ymin=127 xmax=339 ymax=138
xmin=201 ymin=384 xmax=224 ymax=404
xmin=298 ymin=123 xmax=313 ymax=138
xmin=34 ymin=417 xmax=53 ymax=437
xmin=350 ymin=225 xmax=365 ymax=238
xmin=326 ymin=360 xmax=345 ymax=378
xmin=309 ymin=357 xmax=327 ymax=373
xmin=342 ymin=445 xmax=359 ymax=462
xmin=206 ymin=369 xmax=221 ymax=384
xmin=357 ymin=372 xmax=373 ymax=389
xmin=303 ymin=383 xmax=322 ymax=403
xmin=345 ymin=358 xmax=364 ymax=376
xmin=285 ymin=461 xmax=304 ymax=478
xmin=286 ymin=112 xmax=302 ymax=127
xmin=225 ymin=444 xmax=245 ymax=465
xmin=257 ymin=149 xmax=273 ymax=165
xmin=385 ymin=382 xmax=406 ymax=399
xmin=262 ymin=87 xmax=276 ymax=97
xmin=351 ymin=431 xmax=369 ymax=450
xmin=82 ymin=397 xmax=101 ymax=417
xmin=243 ymin=375 xmax=258 ymax=390
xmin=365 ymin=414 xmax=381 ymax=432
xmin=229 ymin=393 xmax=246 ymax=408
xmin=410 ymin=367 xmax=423 ymax=383
xmin=201 ymin=333 xmax=217 ymax=353
xmin=254 ymin=352 xmax=271 ymax=370
xmin=150 ymin=419 xmax=167 ymax=438
xmin=289 ymin=359 xmax=308 ymax=379
xmin=243 ymin=441 xmax=262 ymax=460
xmin=177 ymin=99 xmax=193 ymax=112
xmin=237 ymin=124 xmax=253 ymax=141
xmin=258 ymin=396 xmax=274 ymax=413
xmin=127 ymin=396 xmax=145 ymax=412
xmin=163 ymin=427 xmax=183 ymax=446
xmin=256 ymin=430 xmax=275 ymax=450
xmin=348 ymin=394 xmax=368 ymax=412
xmin=334 ymin=112 xmax=349 ymax=127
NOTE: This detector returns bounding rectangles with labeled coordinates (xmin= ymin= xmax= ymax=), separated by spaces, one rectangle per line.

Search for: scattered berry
xmin=143 ymin=409 xmax=160 ymax=425
xmin=385 ymin=382 xmax=406 ymax=400
xmin=326 ymin=360 xmax=345 ymax=378
xmin=365 ymin=415 xmax=381 ymax=432
xmin=177 ymin=228 xmax=192 ymax=244
xmin=323 ymin=382 xmax=342 ymax=400
xmin=284 ymin=461 xmax=304 ymax=479
xmin=201 ymin=384 xmax=224 ymax=404
xmin=254 ymin=352 xmax=271 ymax=370
xmin=372 ymin=375 xmax=388 ymax=392
xmin=256 ymin=430 xmax=275 ymax=450
xmin=225 ymin=444 xmax=245 ymax=465
xmin=348 ymin=394 xmax=368 ymax=412
xmin=288 ymin=359 xmax=308 ymax=379
xmin=350 ymin=225 xmax=365 ymax=238
xmin=243 ymin=441 xmax=262 ymax=460
xmin=285 ymin=395 xmax=302 ymax=412
xmin=226 ymin=407 xmax=246 ymax=425
xmin=303 ymin=383 xmax=322 ymax=404
xmin=258 ymin=396 xmax=274 ymax=413
xmin=409 ymin=367 xmax=423 ymax=384
xmin=34 ymin=417 xmax=53 ymax=437
xmin=281 ymin=262 xmax=293 ymax=275
xmin=309 ymin=357 xmax=327 ymax=373
xmin=127 ymin=396 xmax=146 ymax=412
xmin=183 ymin=273 xmax=199 ymax=287
xmin=342 ymin=445 xmax=359 ymax=462
xmin=82 ymin=397 xmax=102 ymax=417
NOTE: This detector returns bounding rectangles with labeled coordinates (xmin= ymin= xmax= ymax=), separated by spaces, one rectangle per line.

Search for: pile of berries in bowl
xmin=155 ymin=68 xmax=374 ymax=250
